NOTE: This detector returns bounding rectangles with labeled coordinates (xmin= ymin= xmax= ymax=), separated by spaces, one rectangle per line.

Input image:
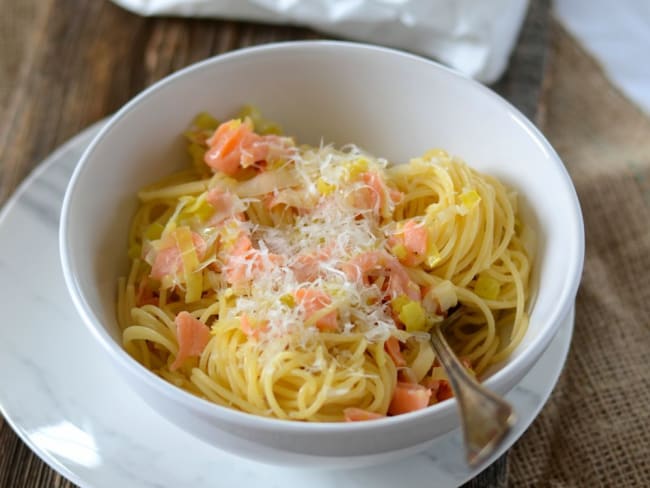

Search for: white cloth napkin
xmin=110 ymin=0 xmax=529 ymax=83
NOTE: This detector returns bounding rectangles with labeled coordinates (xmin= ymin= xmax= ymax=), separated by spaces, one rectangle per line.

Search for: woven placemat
xmin=508 ymin=21 xmax=650 ymax=487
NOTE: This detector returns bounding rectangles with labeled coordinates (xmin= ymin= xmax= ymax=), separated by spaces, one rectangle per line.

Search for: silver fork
xmin=429 ymin=311 xmax=516 ymax=466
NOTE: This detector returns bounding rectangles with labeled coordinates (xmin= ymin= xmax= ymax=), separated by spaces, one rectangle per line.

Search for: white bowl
xmin=60 ymin=41 xmax=584 ymax=468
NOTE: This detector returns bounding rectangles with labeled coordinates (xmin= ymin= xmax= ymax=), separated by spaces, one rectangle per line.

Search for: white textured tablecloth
xmin=555 ymin=0 xmax=650 ymax=114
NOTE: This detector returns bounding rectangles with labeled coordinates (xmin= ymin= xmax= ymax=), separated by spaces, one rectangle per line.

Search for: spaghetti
xmin=117 ymin=108 xmax=532 ymax=422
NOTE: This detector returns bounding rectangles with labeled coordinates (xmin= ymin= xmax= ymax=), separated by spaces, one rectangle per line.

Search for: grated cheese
xmin=201 ymin=144 xmax=414 ymax=355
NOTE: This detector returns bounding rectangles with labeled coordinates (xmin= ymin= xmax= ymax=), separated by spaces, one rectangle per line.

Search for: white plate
xmin=0 ymin=122 xmax=574 ymax=488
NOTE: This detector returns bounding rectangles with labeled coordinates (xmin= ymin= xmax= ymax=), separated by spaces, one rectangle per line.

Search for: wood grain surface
xmin=0 ymin=0 xmax=549 ymax=486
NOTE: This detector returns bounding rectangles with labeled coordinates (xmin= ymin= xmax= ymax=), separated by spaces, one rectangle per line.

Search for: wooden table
xmin=0 ymin=1 xmax=549 ymax=485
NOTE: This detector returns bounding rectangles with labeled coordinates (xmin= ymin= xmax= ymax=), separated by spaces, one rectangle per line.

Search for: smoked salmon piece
xmin=384 ymin=336 xmax=406 ymax=367
xmin=343 ymin=408 xmax=385 ymax=421
xmin=352 ymin=171 xmax=403 ymax=216
xmin=388 ymin=219 xmax=428 ymax=266
xmin=150 ymin=229 xmax=207 ymax=281
xmin=204 ymin=118 xmax=292 ymax=175
xmin=388 ymin=382 xmax=431 ymax=415
xmin=342 ymin=250 xmax=420 ymax=301
xmin=239 ymin=312 xmax=269 ymax=339
xmin=294 ymin=288 xmax=338 ymax=331
xmin=223 ymin=232 xmax=284 ymax=287
xmin=170 ymin=311 xmax=211 ymax=371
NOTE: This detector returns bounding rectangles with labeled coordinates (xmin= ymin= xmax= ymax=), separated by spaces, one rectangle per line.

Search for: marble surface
xmin=0 ymin=122 xmax=574 ymax=488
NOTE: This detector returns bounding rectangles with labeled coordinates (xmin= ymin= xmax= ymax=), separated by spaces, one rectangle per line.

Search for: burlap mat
xmin=507 ymin=21 xmax=650 ymax=487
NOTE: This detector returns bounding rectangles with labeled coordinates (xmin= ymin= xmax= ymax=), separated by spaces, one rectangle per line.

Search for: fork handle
xmin=430 ymin=326 xmax=516 ymax=466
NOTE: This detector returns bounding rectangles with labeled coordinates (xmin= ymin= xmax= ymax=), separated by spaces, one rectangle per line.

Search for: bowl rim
xmin=59 ymin=39 xmax=585 ymax=433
